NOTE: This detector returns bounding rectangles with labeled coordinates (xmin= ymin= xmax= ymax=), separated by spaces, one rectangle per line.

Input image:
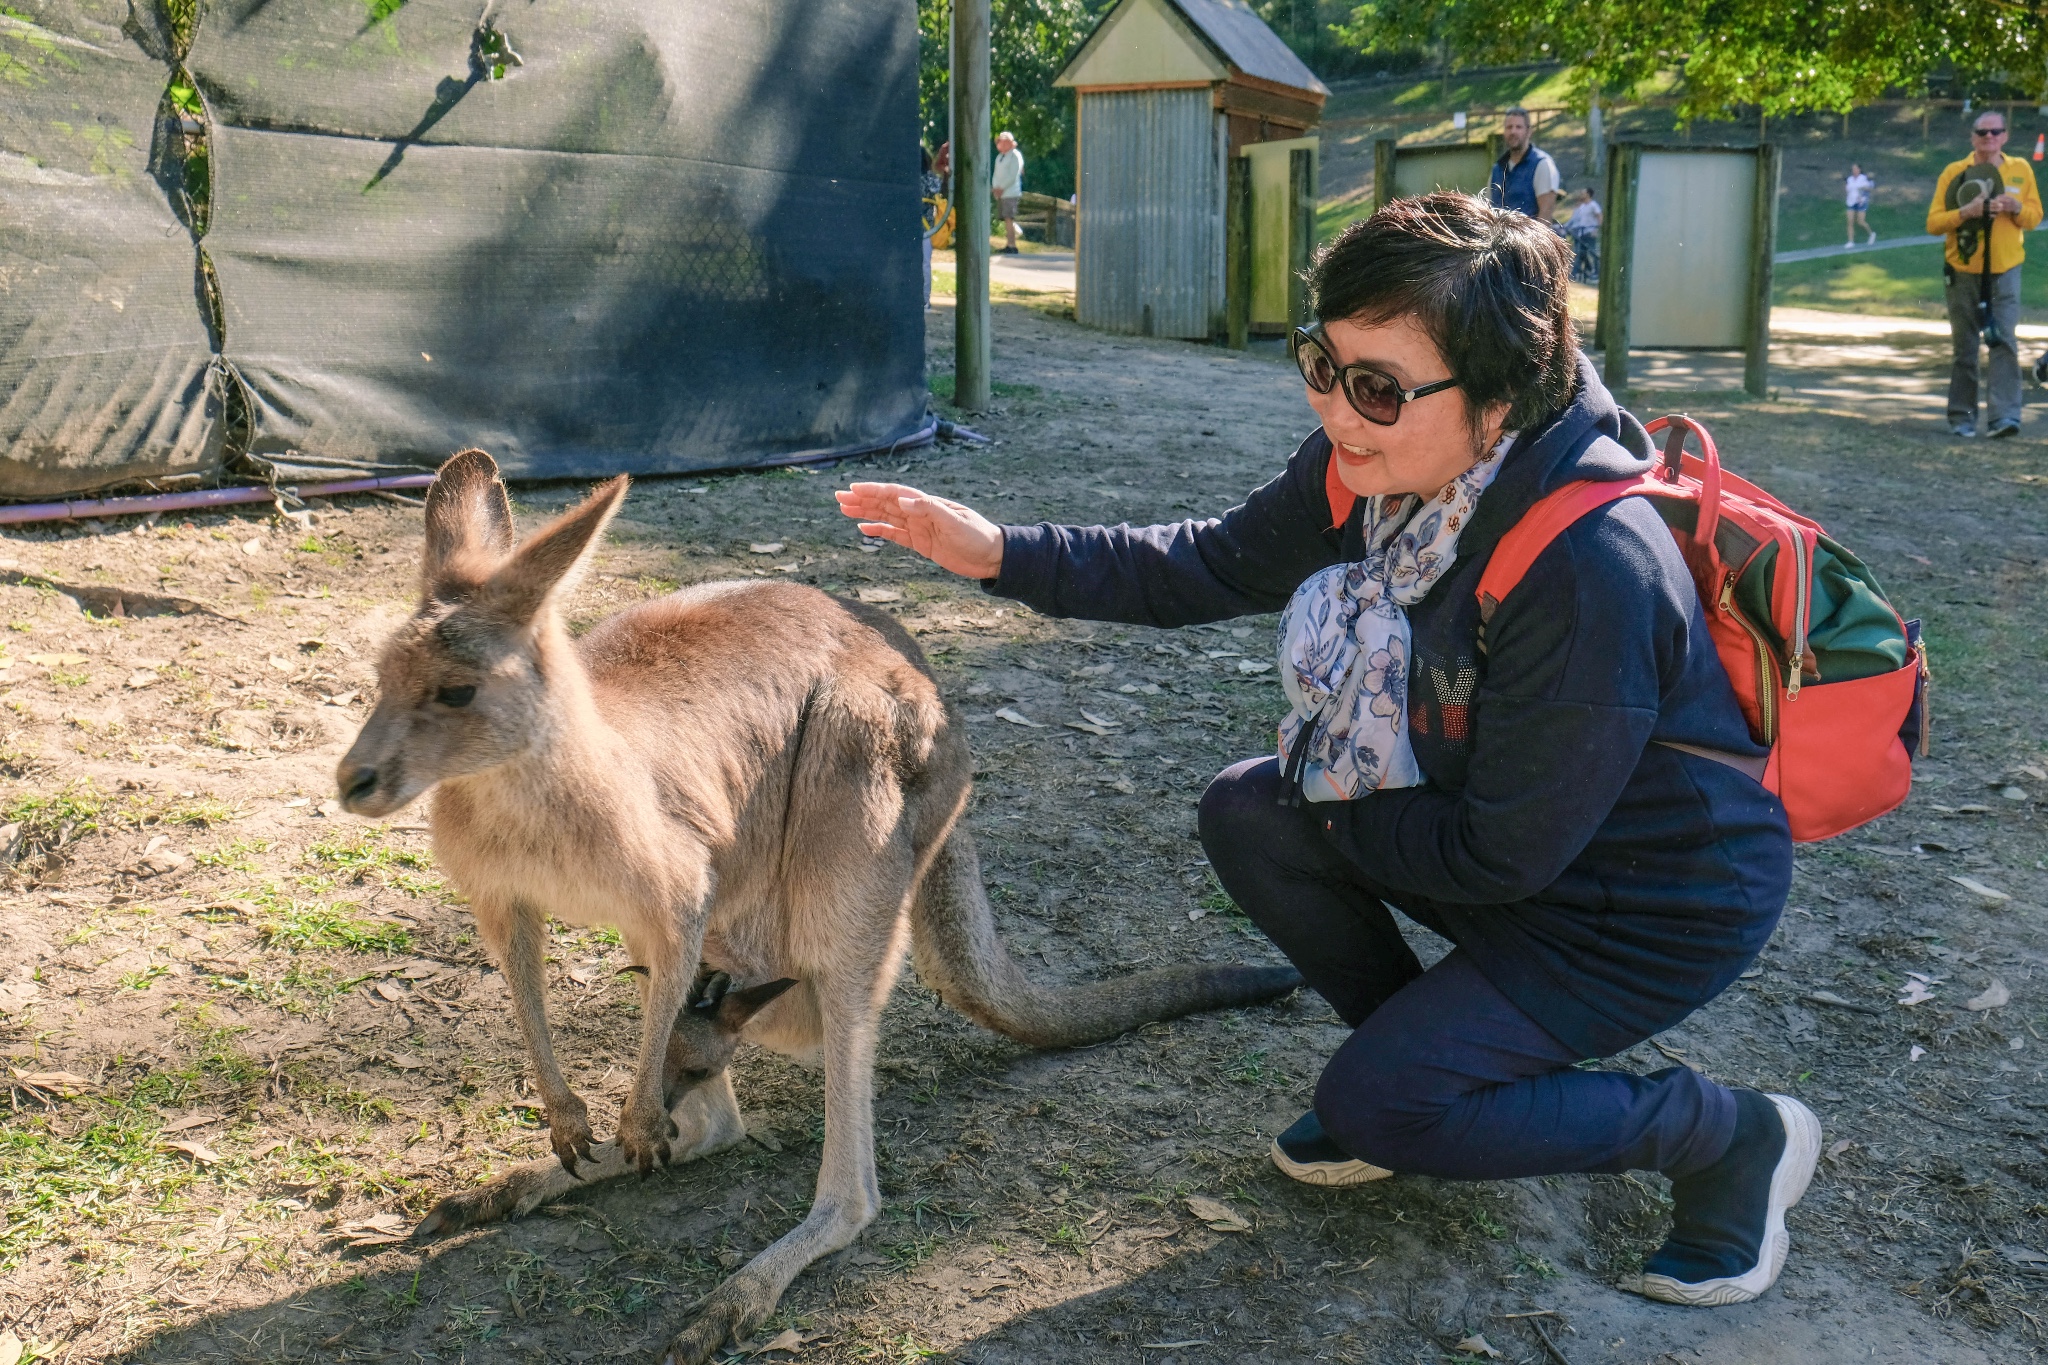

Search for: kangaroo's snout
xmin=339 ymin=763 xmax=380 ymax=810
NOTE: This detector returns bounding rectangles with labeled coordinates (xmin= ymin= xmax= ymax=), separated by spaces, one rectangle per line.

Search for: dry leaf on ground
xmin=1897 ymin=980 xmax=1936 ymax=1007
xmin=341 ymin=1212 xmax=411 ymax=1247
xmin=750 ymin=1328 xmax=821 ymax=1355
xmin=856 ymin=587 xmax=901 ymax=603
xmin=1454 ymin=1334 xmax=1504 ymax=1359
xmin=372 ymin=980 xmax=409 ymax=1002
xmin=1185 ymin=1195 xmax=1251 ymax=1233
xmin=1237 ymin=659 xmax=1273 ymax=674
xmin=995 ymin=707 xmax=1044 ymax=728
xmin=161 ymin=1112 xmax=220 ymax=1134
xmin=1065 ymin=720 xmax=1115 ymax=736
xmin=747 ymin=542 xmax=785 ymax=554
xmin=163 ymin=1139 xmax=222 ymax=1165
xmin=27 ymin=653 xmax=88 ymax=666
xmin=12 ymin=1070 xmax=93 ymax=1095
xmin=1079 ymin=708 xmax=1120 ymax=728
xmin=1948 ymin=875 xmax=2011 ymax=901
xmin=1964 ymin=979 xmax=2011 ymax=1011
xmin=0 ymin=1329 xmax=22 ymax=1365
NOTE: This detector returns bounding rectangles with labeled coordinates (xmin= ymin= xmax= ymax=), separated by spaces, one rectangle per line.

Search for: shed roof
xmin=1056 ymin=0 xmax=1327 ymax=96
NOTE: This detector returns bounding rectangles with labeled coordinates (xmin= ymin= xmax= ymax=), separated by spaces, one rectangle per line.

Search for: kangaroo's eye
xmin=435 ymin=685 xmax=477 ymax=708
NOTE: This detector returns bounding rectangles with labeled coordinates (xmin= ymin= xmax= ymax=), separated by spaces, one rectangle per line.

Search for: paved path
xmin=1773 ymin=235 xmax=1942 ymax=264
xmin=948 ymin=250 xmax=2048 ymax=431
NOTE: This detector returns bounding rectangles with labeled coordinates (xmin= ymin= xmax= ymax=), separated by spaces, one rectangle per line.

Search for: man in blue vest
xmin=1489 ymin=108 xmax=1560 ymax=221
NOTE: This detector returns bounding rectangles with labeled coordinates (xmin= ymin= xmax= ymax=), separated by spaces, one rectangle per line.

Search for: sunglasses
xmin=1974 ymin=126 xmax=2008 ymax=137
xmin=1292 ymin=325 xmax=1459 ymax=426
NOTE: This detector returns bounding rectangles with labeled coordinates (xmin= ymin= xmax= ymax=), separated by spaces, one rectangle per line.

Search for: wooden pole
xmin=1226 ymin=154 xmax=1251 ymax=349
xmin=1601 ymin=143 xmax=1638 ymax=392
xmin=1373 ymin=137 xmax=1395 ymax=212
xmin=1289 ymin=146 xmax=1316 ymax=325
xmin=1745 ymin=142 xmax=1781 ymax=398
xmin=951 ymin=0 xmax=990 ymax=412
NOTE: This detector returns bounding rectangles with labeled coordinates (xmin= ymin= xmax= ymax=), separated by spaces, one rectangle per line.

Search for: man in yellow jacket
xmin=1928 ymin=111 xmax=2043 ymax=438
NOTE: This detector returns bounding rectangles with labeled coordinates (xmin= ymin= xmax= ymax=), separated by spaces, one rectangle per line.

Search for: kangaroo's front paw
xmin=660 ymin=1274 xmax=775 ymax=1365
xmin=547 ymin=1092 xmax=597 ymax=1176
xmin=619 ymin=1100 xmax=679 ymax=1175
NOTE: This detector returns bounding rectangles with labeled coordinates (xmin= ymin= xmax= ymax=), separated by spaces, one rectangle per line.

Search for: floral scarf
xmin=1276 ymin=435 xmax=1513 ymax=803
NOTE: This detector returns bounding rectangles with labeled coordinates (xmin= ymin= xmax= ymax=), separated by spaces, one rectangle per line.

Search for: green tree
xmin=919 ymin=0 xmax=1111 ymax=200
xmin=1332 ymin=0 xmax=2034 ymax=118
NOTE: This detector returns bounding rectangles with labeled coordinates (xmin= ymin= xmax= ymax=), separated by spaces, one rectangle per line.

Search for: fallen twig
xmin=1529 ymin=1317 xmax=1574 ymax=1365
xmin=1802 ymin=991 xmax=1883 ymax=1016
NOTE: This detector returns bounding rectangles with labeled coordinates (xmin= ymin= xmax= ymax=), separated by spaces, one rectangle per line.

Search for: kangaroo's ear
xmin=482 ymin=474 xmax=628 ymax=624
xmin=422 ymin=449 xmax=513 ymax=591
xmin=715 ymin=978 xmax=798 ymax=1033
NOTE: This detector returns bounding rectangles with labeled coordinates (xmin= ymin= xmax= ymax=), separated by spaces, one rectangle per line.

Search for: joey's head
xmin=337 ymin=449 xmax=628 ymax=818
xmin=663 ymin=970 xmax=799 ymax=1107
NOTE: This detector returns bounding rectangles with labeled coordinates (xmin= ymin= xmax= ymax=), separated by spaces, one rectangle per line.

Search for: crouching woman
xmin=837 ymin=192 xmax=1819 ymax=1306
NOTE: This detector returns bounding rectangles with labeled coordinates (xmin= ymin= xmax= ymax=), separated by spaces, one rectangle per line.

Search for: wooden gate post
xmin=1599 ymin=142 xmax=1639 ymax=392
xmin=1373 ymin=138 xmax=1395 ymax=213
xmin=1288 ymin=146 xmax=1315 ymax=326
xmin=1745 ymin=142 xmax=1781 ymax=397
xmin=1226 ymin=154 xmax=1251 ymax=349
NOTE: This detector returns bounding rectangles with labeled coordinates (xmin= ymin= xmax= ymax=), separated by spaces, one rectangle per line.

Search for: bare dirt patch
xmin=2 ymin=299 xmax=2045 ymax=1365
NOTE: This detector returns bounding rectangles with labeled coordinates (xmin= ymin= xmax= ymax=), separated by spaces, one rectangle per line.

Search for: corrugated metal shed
xmin=1170 ymin=0 xmax=1327 ymax=94
xmin=1056 ymin=0 xmax=1325 ymax=340
xmin=1075 ymin=89 xmax=1224 ymax=337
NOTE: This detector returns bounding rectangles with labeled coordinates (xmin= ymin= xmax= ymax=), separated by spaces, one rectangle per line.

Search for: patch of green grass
xmin=927 ymin=374 xmax=1040 ymax=403
xmin=7 ymin=781 xmax=104 ymax=843
xmin=257 ymin=896 xmax=411 ymax=954
xmin=195 ymin=837 xmax=269 ymax=873
xmin=307 ymin=828 xmax=431 ymax=880
xmin=49 ymin=669 xmax=89 ymax=687
xmin=161 ymin=796 xmax=235 ymax=827
xmin=119 ymin=963 xmax=170 ymax=991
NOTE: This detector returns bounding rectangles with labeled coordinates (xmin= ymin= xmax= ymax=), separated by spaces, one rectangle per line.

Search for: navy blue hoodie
xmin=987 ymin=357 xmax=1792 ymax=1059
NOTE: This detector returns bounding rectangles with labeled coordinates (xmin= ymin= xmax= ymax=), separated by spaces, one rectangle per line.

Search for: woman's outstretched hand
xmin=834 ymin=482 xmax=1005 ymax=580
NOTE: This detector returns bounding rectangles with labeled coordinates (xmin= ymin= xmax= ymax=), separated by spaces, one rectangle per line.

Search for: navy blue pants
xmin=1198 ymin=757 xmax=1737 ymax=1181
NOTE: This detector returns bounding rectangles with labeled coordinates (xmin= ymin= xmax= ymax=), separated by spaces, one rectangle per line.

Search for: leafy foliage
xmin=1331 ymin=0 xmax=2040 ymax=118
xmin=919 ymin=0 xmax=1111 ymax=200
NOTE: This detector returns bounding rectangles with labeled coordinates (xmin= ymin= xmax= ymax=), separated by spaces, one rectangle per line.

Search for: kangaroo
xmin=336 ymin=450 xmax=1301 ymax=1365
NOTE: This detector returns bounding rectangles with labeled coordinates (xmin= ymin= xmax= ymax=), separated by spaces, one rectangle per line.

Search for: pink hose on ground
xmin=0 ymin=474 xmax=438 ymax=527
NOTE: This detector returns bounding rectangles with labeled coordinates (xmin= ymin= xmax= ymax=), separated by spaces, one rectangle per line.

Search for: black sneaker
xmin=1268 ymin=1110 xmax=1392 ymax=1188
xmin=1990 ymin=419 xmax=2021 ymax=439
xmin=1631 ymin=1091 xmax=1820 ymax=1306
xmin=2033 ymin=352 xmax=2048 ymax=387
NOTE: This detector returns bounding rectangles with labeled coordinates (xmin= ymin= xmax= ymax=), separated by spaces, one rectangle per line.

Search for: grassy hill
xmin=1317 ymin=69 xmax=2048 ymax=319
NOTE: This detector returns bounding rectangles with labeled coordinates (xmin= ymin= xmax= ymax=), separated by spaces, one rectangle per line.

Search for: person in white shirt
xmin=1845 ymin=164 xmax=1876 ymax=246
xmin=991 ymin=131 xmax=1024 ymax=255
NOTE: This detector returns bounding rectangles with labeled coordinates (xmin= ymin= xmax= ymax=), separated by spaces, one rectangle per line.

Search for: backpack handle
xmin=1646 ymin=414 xmax=1722 ymax=553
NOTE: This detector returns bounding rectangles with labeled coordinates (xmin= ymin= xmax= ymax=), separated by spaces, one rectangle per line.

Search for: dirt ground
xmin=2 ymin=296 xmax=2046 ymax=1365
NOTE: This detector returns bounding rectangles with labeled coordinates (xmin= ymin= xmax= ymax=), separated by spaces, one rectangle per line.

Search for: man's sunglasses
xmin=1291 ymin=325 xmax=1459 ymax=426
xmin=1974 ymin=126 xmax=2008 ymax=137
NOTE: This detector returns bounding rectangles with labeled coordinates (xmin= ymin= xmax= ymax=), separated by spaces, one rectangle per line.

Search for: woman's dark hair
xmin=1309 ymin=192 xmax=1579 ymax=434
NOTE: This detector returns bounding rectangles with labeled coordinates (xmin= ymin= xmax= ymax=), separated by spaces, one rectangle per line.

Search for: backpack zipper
xmin=1785 ymin=530 xmax=1811 ymax=700
xmin=1720 ymin=571 xmax=1780 ymax=743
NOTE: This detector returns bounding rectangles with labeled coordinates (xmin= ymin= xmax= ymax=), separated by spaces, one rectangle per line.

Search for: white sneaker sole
xmin=1268 ymin=1138 xmax=1393 ymax=1188
xmin=1633 ymin=1094 xmax=1822 ymax=1307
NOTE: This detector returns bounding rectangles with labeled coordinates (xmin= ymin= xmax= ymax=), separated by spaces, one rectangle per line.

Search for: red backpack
xmin=1476 ymin=415 xmax=1929 ymax=842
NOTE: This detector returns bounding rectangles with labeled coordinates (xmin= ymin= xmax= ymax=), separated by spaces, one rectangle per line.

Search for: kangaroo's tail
xmin=909 ymin=827 xmax=1302 ymax=1048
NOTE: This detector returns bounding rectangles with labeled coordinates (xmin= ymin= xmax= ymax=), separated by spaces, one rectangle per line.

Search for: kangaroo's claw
xmin=546 ymin=1092 xmax=596 ymax=1176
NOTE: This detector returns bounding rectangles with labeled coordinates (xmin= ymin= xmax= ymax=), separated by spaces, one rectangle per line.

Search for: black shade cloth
xmin=1 ymin=0 xmax=926 ymax=494
xmin=0 ymin=1 xmax=219 ymax=496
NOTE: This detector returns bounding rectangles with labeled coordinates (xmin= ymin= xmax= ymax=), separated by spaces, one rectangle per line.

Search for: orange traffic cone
xmin=2033 ymin=132 xmax=2044 ymax=161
